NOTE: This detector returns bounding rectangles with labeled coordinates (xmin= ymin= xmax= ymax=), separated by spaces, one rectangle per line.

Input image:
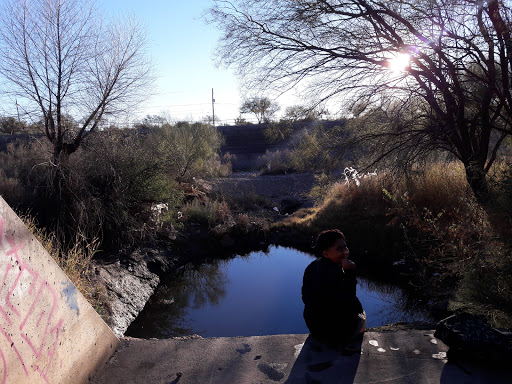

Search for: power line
xmin=212 ymin=88 xmax=216 ymax=127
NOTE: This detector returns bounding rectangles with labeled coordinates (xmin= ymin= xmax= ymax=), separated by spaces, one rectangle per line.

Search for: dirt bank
xmin=209 ymin=171 xmax=318 ymax=213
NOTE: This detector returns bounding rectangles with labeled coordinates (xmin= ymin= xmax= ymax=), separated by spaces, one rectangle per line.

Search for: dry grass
xmin=451 ymin=250 xmax=512 ymax=328
xmin=398 ymin=162 xmax=473 ymax=210
xmin=22 ymin=215 xmax=109 ymax=319
xmin=181 ymin=199 xmax=233 ymax=228
xmin=278 ymin=171 xmax=395 ymax=231
xmin=235 ymin=213 xmax=251 ymax=230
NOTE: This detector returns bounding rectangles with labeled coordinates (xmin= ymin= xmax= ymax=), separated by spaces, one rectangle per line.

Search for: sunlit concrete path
xmin=92 ymin=329 xmax=511 ymax=383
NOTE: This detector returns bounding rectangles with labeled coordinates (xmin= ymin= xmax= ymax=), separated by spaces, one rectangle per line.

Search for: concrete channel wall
xmin=0 ymin=196 xmax=119 ymax=384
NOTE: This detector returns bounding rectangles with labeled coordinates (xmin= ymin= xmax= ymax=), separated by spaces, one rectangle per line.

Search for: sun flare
xmin=387 ymin=53 xmax=411 ymax=73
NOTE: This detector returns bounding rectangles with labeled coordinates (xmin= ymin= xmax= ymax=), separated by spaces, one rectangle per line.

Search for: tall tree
xmin=240 ymin=97 xmax=280 ymax=123
xmin=0 ymin=0 xmax=152 ymax=164
xmin=209 ymin=0 xmax=512 ymax=202
xmin=156 ymin=121 xmax=225 ymax=181
xmin=283 ymin=105 xmax=327 ymax=122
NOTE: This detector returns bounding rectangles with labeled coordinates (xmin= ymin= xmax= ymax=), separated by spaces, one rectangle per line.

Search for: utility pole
xmin=211 ymin=88 xmax=216 ymax=127
xmin=15 ymin=99 xmax=20 ymax=122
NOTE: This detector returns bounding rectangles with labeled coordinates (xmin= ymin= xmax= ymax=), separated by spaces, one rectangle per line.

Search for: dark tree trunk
xmin=464 ymin=161 xmax=490 ymax=204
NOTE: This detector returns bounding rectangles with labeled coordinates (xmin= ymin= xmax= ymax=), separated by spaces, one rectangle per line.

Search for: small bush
xmin=452 ymin=250 xmax=512 ymax=328
xmin=307 ymin=173 xmax=334 ymax=203
xmin=264 ymin=121 xmax=294 ymax=144
xmin=153 ymin=121 xmax=225 ymax=180
xmin=181 ymin=199 xmax=232 ymax=228
xmin=289 ymin=122 xmax=350 ymax=172
xmin=235 ymin=213 xmax=251 ymax=231
xmin=190 ymin=154 xmax=232 ymax=178
xmin=218 ymin=191 xmax=273 ymax=214
xmin=257 ymin=149 xmax=294 ymax=175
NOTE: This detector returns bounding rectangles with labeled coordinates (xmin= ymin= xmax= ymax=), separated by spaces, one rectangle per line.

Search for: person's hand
xmin=342 ymin=258 xmax=356 ymax=270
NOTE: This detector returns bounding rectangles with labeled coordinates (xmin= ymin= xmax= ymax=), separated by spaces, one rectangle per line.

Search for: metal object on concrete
xmin=0 ymin=196 xmax=119 ymax=383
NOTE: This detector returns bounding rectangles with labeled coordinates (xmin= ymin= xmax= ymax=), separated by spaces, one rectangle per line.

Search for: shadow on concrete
xmin=285 ymin=335 xmax=361 ymax=384
xmin=440 ymin=358 xmax=512 ymax=384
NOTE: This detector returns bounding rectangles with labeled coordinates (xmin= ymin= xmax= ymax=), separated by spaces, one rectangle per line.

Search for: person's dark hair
xmin=315 ymin=229 xmax=345 ymax=254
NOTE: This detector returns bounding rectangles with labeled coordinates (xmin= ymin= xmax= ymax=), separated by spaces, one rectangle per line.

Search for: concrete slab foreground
xmin=93 ymin=330 xmax=511 ymax=383
xmin=0 ymin=197 xmax=119 ymax=383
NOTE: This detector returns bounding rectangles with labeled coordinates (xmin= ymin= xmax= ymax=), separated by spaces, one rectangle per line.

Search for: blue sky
xmin=0 ymin=1 xmax=301 ymax=125
xmin=104 ymin=0 xmax=247 ymax=124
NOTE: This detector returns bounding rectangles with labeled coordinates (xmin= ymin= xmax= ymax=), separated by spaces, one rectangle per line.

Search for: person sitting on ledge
xmin=302 ymin=229 xmax=366 ymax=349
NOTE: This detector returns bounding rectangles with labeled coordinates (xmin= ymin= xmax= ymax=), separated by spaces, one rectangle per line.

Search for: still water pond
xmin=126 ymin=246 xmax=432 ymax=338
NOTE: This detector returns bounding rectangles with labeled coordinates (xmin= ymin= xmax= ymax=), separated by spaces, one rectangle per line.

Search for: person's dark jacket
xmin=302 ymin=257 xmax=363 ymax=345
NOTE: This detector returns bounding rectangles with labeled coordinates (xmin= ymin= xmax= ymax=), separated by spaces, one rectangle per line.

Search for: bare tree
xmin=209 ymin=0 xmax=512 ymax=202
xmin=240 ymin=97 xmax=280 ymax=123
xmin=283 ymin=105 xmax=327 ymax=122
xmin=0 ymin=0 xmax=152 ymax=164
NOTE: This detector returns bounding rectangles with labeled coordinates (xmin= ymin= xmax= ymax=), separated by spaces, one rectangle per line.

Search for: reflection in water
xmin=126 ymin=246 xmax=433 ymax=339
xmin=357 ymin=279 xmax=432 ymax=326
xmin=128 ymin=261 xmax=229 ymax=338
xmin=184 ymin=262 xmax=228 ymax=309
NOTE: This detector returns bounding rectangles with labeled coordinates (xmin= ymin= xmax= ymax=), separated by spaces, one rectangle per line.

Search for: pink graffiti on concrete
xmin=0 ymin=348 xmax=6 ymax=384
xmin=0 ymin=216 xmax=65 ymax=384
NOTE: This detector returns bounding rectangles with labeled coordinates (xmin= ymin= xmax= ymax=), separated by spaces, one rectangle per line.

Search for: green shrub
xmin=289 ymin=122 xmax=350 ymax=172
xmin=264 ymin=121 xmax=294 ymax=144
xmin=66 ymin=129 xmax=184 ymax=247
xmin=190 ymin=155 xmax=232 ymax=178
xmin=0 ymin=129 xmax=184 ymax=250
xmin=153 ymin=121 xmax=225 ymax=181
xmin=308 ymin=173 xmax=336 ymax=203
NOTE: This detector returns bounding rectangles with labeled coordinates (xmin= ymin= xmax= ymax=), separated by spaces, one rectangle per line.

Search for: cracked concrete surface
xmin=92 ymin=330 xmax=511 ymax=383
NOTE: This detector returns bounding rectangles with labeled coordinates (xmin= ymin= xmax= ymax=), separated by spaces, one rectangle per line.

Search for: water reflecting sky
xmin=126 ymin=246 xmax=432 ymax=338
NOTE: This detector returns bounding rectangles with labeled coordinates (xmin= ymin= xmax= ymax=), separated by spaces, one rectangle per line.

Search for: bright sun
xmin=387 ymin=53 xmax=411 ymax=73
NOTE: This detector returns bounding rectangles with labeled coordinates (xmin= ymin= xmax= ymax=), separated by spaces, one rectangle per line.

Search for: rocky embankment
xmin=94 ymin=246 xmax=183 ymax=336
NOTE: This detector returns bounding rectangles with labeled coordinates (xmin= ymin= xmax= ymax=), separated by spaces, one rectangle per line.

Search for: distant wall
xmin=217 ymin=124 xmax=276 ymax=171
xmin=217 ymin=120 xmax=346 ymax=171
xmin=0 ymin=196 xmax=119 ymax=384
